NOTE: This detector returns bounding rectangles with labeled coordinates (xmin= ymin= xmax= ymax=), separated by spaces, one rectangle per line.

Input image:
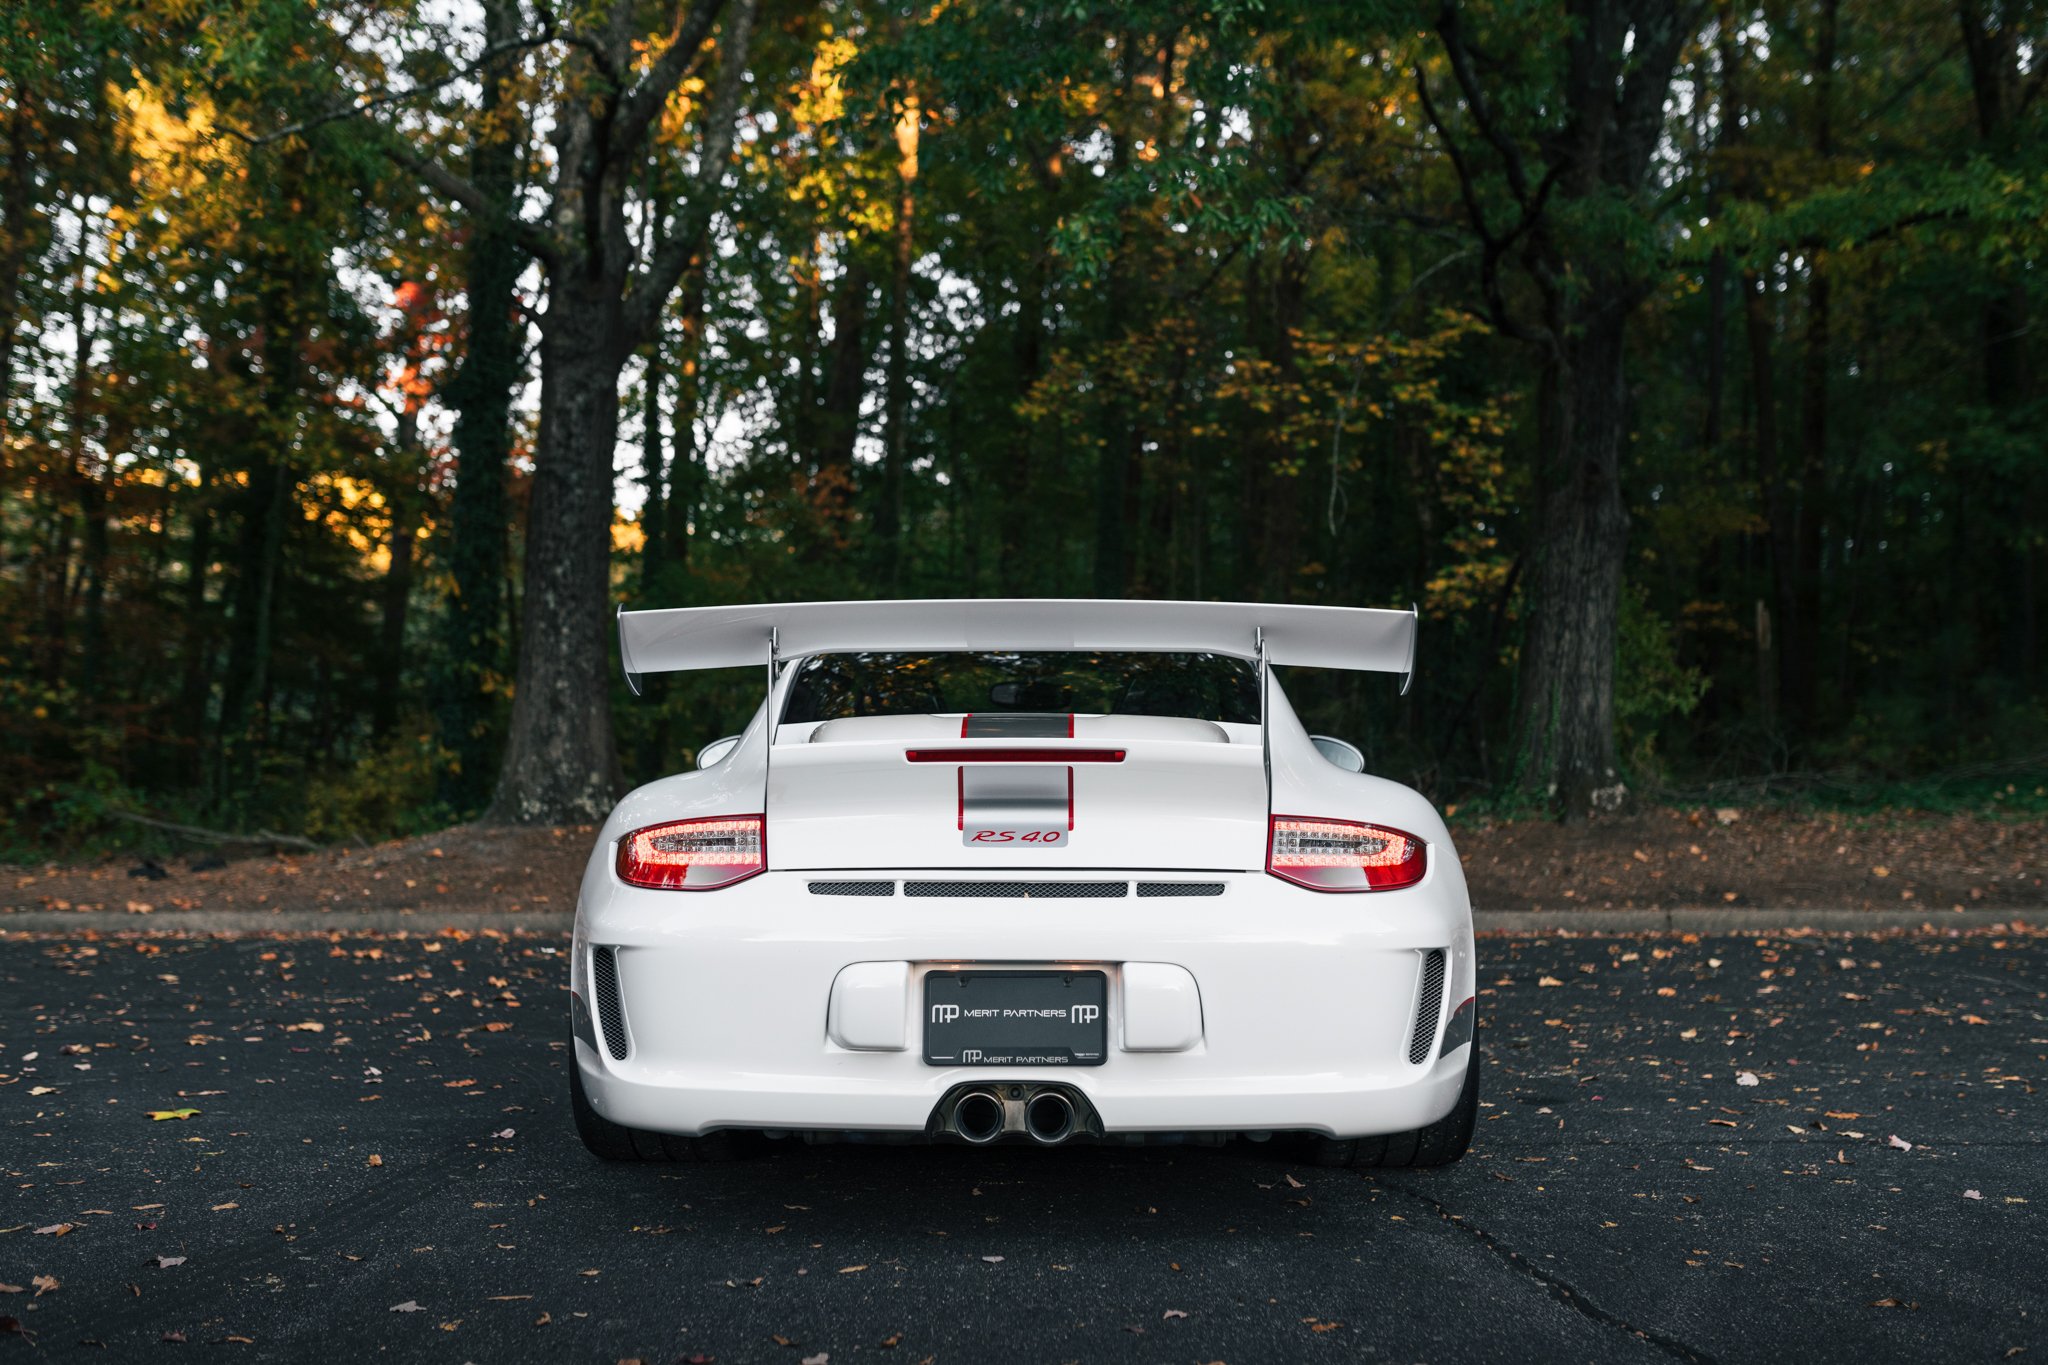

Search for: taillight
xmin=1267 ymin=816 xmax=1426 ymax=892
xmin=617 ymin=815 xmax=766 ymax=890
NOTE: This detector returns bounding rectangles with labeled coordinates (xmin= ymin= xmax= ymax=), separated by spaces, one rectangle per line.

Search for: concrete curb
xmin=0 ymin=910 xmax=574 ymax=934
xmin=1473 ymin=908 xmax=2037 ymax=933
xmin=0 ymin=907 xmax=2039 ymax=936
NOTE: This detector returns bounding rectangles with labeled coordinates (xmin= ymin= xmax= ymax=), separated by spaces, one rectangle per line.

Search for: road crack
xmin=1375 ymin=1175 xmax=1721 ymax=1365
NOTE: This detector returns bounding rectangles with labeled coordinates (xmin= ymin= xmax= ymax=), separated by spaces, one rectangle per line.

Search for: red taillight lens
xmin=1267 ymin=816 xmax=1426 ymax=892
xmin=617 ymin=815 xmax=766 ymax=891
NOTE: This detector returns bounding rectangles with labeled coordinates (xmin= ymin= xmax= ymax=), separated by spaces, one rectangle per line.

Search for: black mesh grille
xmin=1408 ymin=949 xmax=1447 ymax=1065
xmin=592 ymin=946 xmax=629 ymax=1061
xmin=809 ymin=880 xmax=895 ymax=896
xmin=904 ymin=881 xmax=1128 ymax=898
xmin=1136 ymin=882 xmax=1226 ymax=897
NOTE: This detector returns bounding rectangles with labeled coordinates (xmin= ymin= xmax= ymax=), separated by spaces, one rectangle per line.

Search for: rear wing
xmin=618 ymin=598 xmax=1417 ymax=693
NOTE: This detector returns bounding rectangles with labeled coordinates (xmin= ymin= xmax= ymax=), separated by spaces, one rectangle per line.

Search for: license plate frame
xmin=922 ymin=969 xmax=1108 ymax=1067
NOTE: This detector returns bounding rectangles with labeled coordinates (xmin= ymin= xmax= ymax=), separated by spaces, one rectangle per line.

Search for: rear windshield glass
xmin=781 ymin=652 xmax=1260 ymax=725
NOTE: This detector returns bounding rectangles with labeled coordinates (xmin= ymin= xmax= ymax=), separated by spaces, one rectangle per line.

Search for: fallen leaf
xmin=534 ymin=1312 xmax=551 ymax=1327
xmin=148 ymin=1108 xmax=200 ymax=1122
xmin=366 ymin=1155 xmax=383 ymax=1168
xmin=28 ymin=1086 xmax=56 ymax=1096
xmin=1735 ymin=1072 xmax=1759 ymax=1087
xmin=801 ymin=1354 xmax=830 ymax=1365
xmin=492 ymin=1129 xmax=515 ymax=1139
xmin=1163 ymin=1309 xmax=1189 ymax=1319
xmin=1963 ymin=1189 xmax=1983 ymax=1200
xmin=838 ymin=1265 xmax=867 ymax=1274
xmin=1888 ymin=1135 xmax=1913 ymax=1152
xmin=390 ymin=1300 xmax=424 ymax=1313
xmin=285 ymin=1022 xmax=325 ymax=1033
xmin=0 ymin=1285 xmax=20 ymax=1295
xmin=1538 ymin=976 xmax=1563 ymax=988
xmin=211 ymin=1202 xmax=239 ymax=1211
xmin=32 ymin=1276 xmax=58 ymax=1296
xmin=981 ymin=1255 xmax=1004 ymax=1264
xmin=33 ymin=1224 xmax=72 ymax=1237
xmin=154 ymin=1256 xmax=186 ymax=1268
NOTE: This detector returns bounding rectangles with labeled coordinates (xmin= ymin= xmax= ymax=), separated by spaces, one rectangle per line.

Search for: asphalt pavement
xmin=2 ymin=928 xmax=2042 ymax=1362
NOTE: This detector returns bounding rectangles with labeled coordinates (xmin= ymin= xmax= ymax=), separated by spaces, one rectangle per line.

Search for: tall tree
xmin=1418 ymin=0 xmax=1703 ymax=818
xmin=431 ymin=0 xmax=525 ymax=813
xmin=390 ymin=0 xmax=759 ymax=823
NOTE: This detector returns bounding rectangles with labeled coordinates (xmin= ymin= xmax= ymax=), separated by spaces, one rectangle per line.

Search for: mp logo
xmin=930 ymin=1003 xmax=961 ymax=1024
xmin=1073 ymin=1005 xmax=1101 ymax=1024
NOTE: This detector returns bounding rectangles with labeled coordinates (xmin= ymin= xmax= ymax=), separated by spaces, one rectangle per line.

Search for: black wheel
xmin=1312 ymin=1047 xmax=1480 ymax=1169
xmin=570 ymin=1064 xmax=746 ymax=1162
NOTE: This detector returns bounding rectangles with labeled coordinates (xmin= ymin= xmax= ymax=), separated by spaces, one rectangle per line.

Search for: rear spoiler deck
xmin=618 ymin=598 xmax=1417 ymax=694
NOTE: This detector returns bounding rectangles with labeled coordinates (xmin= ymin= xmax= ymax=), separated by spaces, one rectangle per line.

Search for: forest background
xmin=2 ymin=0 xmax=2044 ymax=856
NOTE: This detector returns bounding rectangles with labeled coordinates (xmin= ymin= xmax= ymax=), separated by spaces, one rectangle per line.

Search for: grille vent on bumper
xmin=905 ymin=881 xmax=1128 ymax=898
xmin=1136 ymin=882 xmax=1225 ymax=897
xmin=591 ymin=946 xmax=629 ymax=1061
xmin=809 ymin=880 xmax=895 ymax=896
xmin=1408 ymin=949 xmax=1447 ymax=1065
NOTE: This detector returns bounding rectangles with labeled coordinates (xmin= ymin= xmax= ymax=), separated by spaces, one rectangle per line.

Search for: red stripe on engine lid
xmin=908 ymin=748 xmax=1124 ymax=763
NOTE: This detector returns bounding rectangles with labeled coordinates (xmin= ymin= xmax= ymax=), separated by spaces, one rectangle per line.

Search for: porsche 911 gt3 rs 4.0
xmin=569 ymin=599 xmax=1478 ymax=1168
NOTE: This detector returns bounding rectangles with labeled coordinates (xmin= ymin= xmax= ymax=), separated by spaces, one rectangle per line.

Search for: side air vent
xmin=1136 ymin=882 xmax=1226 ymax=897
xmin=1408 ymin=949 xmax=1447 ymax=1065
xmin=809 ymin=881 xmax=895 ymax=896
xmin=904 ymin=881 xmax=1128 ymax=898
xmin=591 ymin=946 xmax=629 ymax=1061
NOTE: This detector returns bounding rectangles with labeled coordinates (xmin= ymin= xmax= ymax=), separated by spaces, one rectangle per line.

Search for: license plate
xmin=923 ymin=970 xmax=1107 ymax=1067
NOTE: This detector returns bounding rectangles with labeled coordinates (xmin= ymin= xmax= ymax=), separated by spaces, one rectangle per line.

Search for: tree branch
xmin=1415 ymin=62 xmax=1555 ymax=350
xmin=624 ymin=0 xmax=756 ymax=344
xmin=228 ymin=28 xmax=565 ymax=149
xmin=387 ymin=145 xmax=564 ymax=268
xmin=614 ymin=0 xmax=731 ymax=155
xmin=1435 ymin=1 xmax=1533 ymax=206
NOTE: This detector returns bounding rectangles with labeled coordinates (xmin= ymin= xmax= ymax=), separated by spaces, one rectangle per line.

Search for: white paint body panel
xmin=826 ymin=962 xmax=911 ymax=1052
xmin=1119 ymin=962 xmax=1204 ymax=1052
xmin=575 ymin=629 xmax=1474 ymax=1139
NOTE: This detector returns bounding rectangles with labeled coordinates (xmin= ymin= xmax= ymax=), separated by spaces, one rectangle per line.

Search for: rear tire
xmin=1312 ymin=1046 xmax=1480 ymax=1169
xmin=570 ymin=1063 xmax=746 ymax=1162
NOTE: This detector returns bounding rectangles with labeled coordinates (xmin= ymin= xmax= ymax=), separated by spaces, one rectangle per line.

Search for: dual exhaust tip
xmin=952 ymin=1088 xmax=1077 ymax=1145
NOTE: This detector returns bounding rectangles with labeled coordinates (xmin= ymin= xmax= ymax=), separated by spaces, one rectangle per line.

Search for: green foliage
xmin=302 ymin=734 xmax=458 ymax=845
xmin=1614 ymin=582 xmax=1709 ymax=771
xmin=3 ymin=0 xmax=2045 ymax=852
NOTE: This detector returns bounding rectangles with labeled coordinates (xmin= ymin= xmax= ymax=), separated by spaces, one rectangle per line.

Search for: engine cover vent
xmin=591 ymin=946 xmax=629 ymax=1061
xmin=1408 ymin=949 xmax=1447 ymax=1065
xmin=904 ymin=881 xmax=1128 ymax=898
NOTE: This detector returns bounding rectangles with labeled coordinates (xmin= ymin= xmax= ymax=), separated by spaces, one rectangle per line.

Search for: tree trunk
xmin=487 ymin=286 xmax=627 ymax=823
xmin=1741 ymin=264 xmax=1786 ymax=730
xmin=374 ymin=456 xmax=419 ymax=738
xmin=177 ymin=459 xmax=215 ymax=735
xmin=664 ymin=257 xmax=707 ymax=568
xmin=433 ymin=0 xmax=522 ymax=811
xmin=809 ymin=262 xmax=870 ymax=557
xmin=1513 ymin=310 xmax=1630 ymax=819
xmin=0 ymin=90 xmax=35 ymax=447
xmin=875 ymin=92 xmax=918 ymax=591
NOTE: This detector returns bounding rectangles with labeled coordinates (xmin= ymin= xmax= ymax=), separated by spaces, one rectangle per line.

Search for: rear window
xmin=781 ymin=652 xmax=1260 ymax=726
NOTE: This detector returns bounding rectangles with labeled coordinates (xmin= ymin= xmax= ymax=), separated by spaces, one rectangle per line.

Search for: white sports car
xmin=570 ymin=599 xmax=1478 ymax=1167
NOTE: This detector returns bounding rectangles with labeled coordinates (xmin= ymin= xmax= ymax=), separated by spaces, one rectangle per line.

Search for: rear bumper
xmin=572 ymin=869 xmax=1475 ymax=1139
